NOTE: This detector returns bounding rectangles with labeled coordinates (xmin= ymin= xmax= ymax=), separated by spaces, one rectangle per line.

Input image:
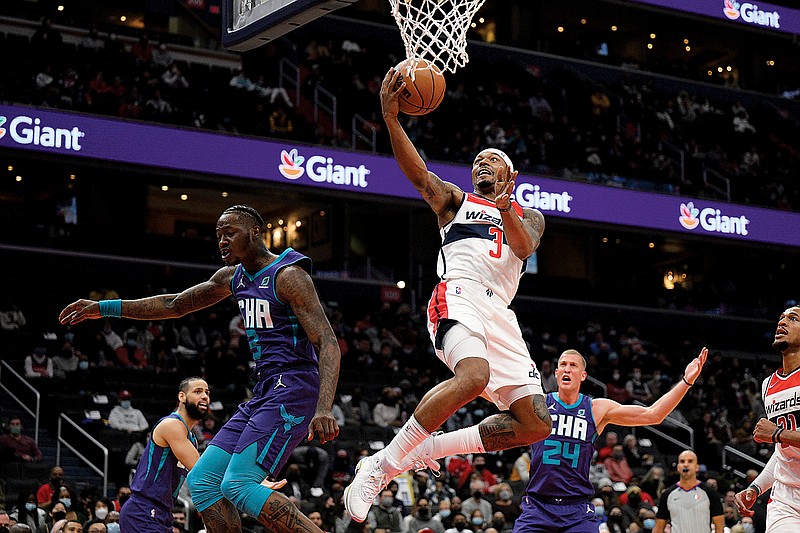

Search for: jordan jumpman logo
xmin=274 ymin=374 xmax=287 ymax=390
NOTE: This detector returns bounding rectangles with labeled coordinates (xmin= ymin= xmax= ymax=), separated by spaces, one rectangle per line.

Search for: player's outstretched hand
xmin=59 ymin=299 xmax=101 ymax=325
xmin=380 ymin=68 xmax=404 ymax=120
xmin=494 ymin=166 xmax=519 ymax=212
xmin=753 ymin=417 xmax=780 ymax=444
xmin=682 ymin=347 xmax=708 ymax=385
xmin=307 ymin=409 xmax=339 ymax=444
xmin=734 ymin=487 xmax=757 ymax=517
xmin=261 ymin=478 xmax=287 ymax=490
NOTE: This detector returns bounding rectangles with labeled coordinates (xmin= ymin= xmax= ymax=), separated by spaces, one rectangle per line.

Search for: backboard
xmin=222 ymin=0 xmax=360 ymax=52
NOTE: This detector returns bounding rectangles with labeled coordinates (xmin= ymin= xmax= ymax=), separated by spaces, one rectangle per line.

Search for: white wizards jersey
xmin=762 ymin=367 xmax=800 ymax=487
xmin=437 ymin=193 xmax=527 ymax=305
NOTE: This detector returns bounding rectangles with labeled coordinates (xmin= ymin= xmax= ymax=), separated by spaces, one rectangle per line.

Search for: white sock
xmin=381 ymin=415 xmax=430 ymax=473
xmin=428 ymin=425 xmax=485 ymax=459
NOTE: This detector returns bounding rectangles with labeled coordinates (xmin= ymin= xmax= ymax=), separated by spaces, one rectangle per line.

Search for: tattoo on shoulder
xmin=523 ymin=209 xmax=545 ymax=236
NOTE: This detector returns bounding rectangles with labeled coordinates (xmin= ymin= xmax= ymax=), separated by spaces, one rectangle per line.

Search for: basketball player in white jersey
xmin=735 ymin=305 xmax=800 ymax=531
xmin=344 ymin=67 xmax=551 ymax=522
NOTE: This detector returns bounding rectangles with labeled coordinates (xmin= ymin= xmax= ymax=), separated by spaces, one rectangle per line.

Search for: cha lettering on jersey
xmin=550 ymin=413 xmax=589 ymax=441
xmin=239 ymin=298 xmax=275 ymax=329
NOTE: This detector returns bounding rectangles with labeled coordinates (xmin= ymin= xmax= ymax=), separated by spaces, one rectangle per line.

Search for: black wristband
xmin=682 ymin=376 xmax=694 ymax=386
xmin=775 ymin=428 xmax=784 ymax=444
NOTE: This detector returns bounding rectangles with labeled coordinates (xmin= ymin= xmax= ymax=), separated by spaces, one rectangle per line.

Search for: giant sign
xmin=631 ymin=0 xmax=800 ymax=35
xmin=1 ymin=104 xmax=798 ymax=247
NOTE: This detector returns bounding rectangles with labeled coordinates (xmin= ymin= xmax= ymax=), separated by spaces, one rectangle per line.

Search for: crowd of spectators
xmin=0 ymin=275 xmax=782 ymax=532
xmin=2 ymin=17 xmax=800 ymax=211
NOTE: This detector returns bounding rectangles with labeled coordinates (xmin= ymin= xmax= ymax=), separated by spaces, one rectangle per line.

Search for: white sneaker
xmin=406 ymin=432 xmax=442 ymax=475
xmin=344 ymin=452 xmax=389 ymax=522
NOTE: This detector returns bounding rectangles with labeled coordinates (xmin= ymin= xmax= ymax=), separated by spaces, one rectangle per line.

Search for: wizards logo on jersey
xmin=465 ymin=210 xmax=503 ymax=226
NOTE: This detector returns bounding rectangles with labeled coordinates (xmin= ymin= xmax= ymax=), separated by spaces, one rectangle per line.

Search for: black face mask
xmin=53 ymin=511 xmax=67 ymax=522
xmin=492 ymin=520 xmax=505 ymax=530
xmin=118 ymin=495 xmax=129 ymax=506
xmin=473 ymin=491 xmax=483 ymax=500
xmin=418 ymin=508 xmax=431 ymax=520
xmin=454 ymin=524 xmax=466 ymax=532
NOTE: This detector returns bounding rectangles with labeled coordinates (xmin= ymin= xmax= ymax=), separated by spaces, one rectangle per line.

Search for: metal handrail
xmin=633 ymin=424 xmax=692 ymax=451
xmin=0 ymin=360 xmax=41 ymax=444
xmin=352 ymin=114 xmax=377 ymax=153
xmin=314 ymin=84 xmax=337 ymax=137
xmin=661 ymin=140 xmax=686 ymax=183
xmin=56 ymin=413 xmax=109 ymax=494
xmin=631 ymin=399 xmax=694 ymax=449
xmin=585 ymin=375 xmax=607 ymax=397
xmin=722 ymin=445 xmax=766 ymax=479
xmin=278 ymin=57 xmax=301 ymax=107
xmin=703 ymin=167 xmax=732 ymax=201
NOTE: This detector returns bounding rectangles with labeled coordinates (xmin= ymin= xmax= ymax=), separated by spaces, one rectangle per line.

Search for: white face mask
xmin=95 ymin=507 xmax=109 ymax=519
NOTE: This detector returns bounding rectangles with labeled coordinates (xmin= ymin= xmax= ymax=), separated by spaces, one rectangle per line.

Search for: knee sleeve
xmin=187 ymin=445 xmax=230 ymax=512
xmin=443 ymin=322 xmax=487 ymax=363
xmin=220 ymin=442 xmax=273 ymax=517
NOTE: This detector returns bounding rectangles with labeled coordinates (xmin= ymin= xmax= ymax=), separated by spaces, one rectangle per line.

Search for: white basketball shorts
xmin=426 ymin=278 xmax=544 ymax=410
xmin=767 ymin=482 xmax=800 ymax=533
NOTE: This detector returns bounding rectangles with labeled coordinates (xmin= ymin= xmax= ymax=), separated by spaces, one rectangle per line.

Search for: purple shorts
xmin=119 ymin=495 xmax=172 ymax=533
xmin=513 ymin=494 xmax=600 ymax=533
xmin=209 ymin=366 xmax=319 ymax=476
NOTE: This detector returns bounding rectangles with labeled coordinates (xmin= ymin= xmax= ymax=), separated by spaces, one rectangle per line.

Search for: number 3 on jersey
xmin=489 ymin=227 xmax=503 ymax=258
xmin=542 ymin=439 xmax=581 ymax=468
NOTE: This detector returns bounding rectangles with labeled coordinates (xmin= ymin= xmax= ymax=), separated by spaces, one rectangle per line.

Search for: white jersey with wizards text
xmin=437 ymin=193 xmax=527 ymax=305
xmin=762 ymin=366 xmax=800 ymax=487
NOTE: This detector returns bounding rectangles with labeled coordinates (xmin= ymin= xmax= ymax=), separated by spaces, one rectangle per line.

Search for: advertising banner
xmin=1 ymin=104 xmax=798 ymax=247
xmin=631 ymin=0 xmax=800 ymax=35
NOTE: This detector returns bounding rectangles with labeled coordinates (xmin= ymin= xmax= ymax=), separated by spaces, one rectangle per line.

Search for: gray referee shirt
xmin=656 ymin=482 xmax=724 ymax=533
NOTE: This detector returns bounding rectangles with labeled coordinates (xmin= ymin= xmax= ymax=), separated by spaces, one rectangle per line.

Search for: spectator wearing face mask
xmin=470 ymin=455 xmax=498 ymax=493
xmin=367 ymin=490 xmax=403 ymax=533
xmin=603 ymin=445 xmax=633 ymax=484
xmin=37 ymin=467 xmax=65 ymax=511
xmin=488 ymin=511 xmax=509 ymax=533
xmin=630 ymin=507 xmax=657 ymax=533
xmin=25 ymin=347 xmax=54 ymax=379
xmin=445 ymin=407 xmax=475 ymax=433
xmin=107 ymin=391 xmax=148 ymax=433
xmin=490 ymin=484 xmax=519 ymax=524
xmin=461 ymin=483 xmax=492 ymax=524
xmin=47 ymin=503 xmax=68 ymax=532
xmin=0 ymin=417 xmax=43 ymax=462
xmin=468 ymin=510 xmax=485 ymax=533
xmin=604 ymin=506 xmax=629 ymax=533
xmin=403 ymin=498 xmax=444 ymax=533
xmin=591 ymin=498 xmax=607 ymax=527
xmin=89 ymin=498 xmax=111 ymax=523
xmin=11 ymin=491 xmax=48 ymax=533
xmin=433 ymin=500 xmax=454 ymax=529
xmin=443 ymin=513 xmax=473 ymax=533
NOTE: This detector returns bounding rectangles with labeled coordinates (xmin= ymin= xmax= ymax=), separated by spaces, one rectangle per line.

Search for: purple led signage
xmin=631 ymin=0 xmax=800 ymax=35
xmin=1 ymin=104 xmax=798 ymax=247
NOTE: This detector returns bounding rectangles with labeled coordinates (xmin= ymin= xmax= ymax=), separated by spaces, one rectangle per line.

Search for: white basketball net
xmin=389 ymin=0 xmax=487 ymax=74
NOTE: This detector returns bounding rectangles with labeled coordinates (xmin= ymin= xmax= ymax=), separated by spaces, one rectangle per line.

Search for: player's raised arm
xmin=593 ymin=347 xmax=707 ymax=431
xmin=380 ymin=68 xmax=462 ymax=221
xmin=58 ymin=266 xmax=235 ymax=325
xmin=275 ymin=265 xmax=341 ymax=445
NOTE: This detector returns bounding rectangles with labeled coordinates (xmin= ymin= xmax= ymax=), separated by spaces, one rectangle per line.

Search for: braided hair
xmin=222 ymin=204 xmax=265 ymax=229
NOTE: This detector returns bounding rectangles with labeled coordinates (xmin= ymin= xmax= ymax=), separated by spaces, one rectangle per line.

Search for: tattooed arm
xmin=59 ymin=267 xmax=235 ymax=325
xmin=501 ymin=207 xmax=544 ymax=260
xmin=276 ymin=265 xmax=341 ymax=444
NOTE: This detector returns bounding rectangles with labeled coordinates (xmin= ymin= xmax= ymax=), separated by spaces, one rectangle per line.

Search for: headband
xmin=483 ymin=148 xmax=515 ymax=173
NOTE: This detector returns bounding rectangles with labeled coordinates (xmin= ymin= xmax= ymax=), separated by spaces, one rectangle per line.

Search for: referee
xmin=653 ymin=450 xmax=724 ymax=533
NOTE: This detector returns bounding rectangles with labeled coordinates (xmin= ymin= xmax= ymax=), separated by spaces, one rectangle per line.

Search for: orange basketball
xmin=394 ymin=58 xmax=446 ymax=116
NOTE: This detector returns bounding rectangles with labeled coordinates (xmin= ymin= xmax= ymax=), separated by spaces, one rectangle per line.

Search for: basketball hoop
xmin=389 ymin=0 xmax=487 ymax=74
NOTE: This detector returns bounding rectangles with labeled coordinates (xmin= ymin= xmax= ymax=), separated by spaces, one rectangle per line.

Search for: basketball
xmin=394 ymin=58 xmax=446 ymax=116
